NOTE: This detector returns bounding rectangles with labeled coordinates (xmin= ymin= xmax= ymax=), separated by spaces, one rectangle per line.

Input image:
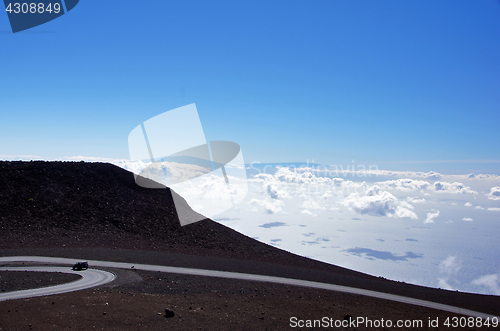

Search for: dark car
xmin=72 ymin=262 xmax=89 ymax=271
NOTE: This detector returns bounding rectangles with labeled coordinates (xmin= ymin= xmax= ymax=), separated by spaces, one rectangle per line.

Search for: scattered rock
xmin=164 ymin=309 xmax=175 ymax=318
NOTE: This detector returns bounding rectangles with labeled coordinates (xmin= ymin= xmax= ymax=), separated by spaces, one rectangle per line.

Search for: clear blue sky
xmin=1 ymin=1 xmax=499 ymax=173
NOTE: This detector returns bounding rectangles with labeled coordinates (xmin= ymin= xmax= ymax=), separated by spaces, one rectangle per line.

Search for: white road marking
xmin=0 ymin=256 xmax=497 ymax=320
xmin=0 ymin=265 xmax=115 ymax=302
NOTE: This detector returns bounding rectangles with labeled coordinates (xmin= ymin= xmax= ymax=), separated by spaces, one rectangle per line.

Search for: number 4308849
xmin=5 ymin=2 xmax=61 ymax=14
xmin=444 ymin=316 xmax=498 ymax=328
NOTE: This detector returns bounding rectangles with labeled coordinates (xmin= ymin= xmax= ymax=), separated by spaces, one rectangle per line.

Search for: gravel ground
xmin=0 ymin=271 xmax=80 ymax=293
xmin=0 ymin=268 xmax=496 ymax=331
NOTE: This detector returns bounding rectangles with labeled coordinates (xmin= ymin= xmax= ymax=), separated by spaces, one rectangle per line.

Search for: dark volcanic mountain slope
xmin=0 ymin=161 xmax=207 ymax=239
xmin=0 ymin=161 xmax=365 ymax=276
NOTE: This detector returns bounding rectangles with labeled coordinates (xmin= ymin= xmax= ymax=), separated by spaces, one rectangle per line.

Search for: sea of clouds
xmin=219 ymin=163 xmax=500 ymax=296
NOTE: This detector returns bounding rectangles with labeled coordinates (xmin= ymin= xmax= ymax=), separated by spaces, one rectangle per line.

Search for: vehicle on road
xmin=72 ymin=262 xmax=88 ymax=271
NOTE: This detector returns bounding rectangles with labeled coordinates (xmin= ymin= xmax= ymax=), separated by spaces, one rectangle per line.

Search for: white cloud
xmin=395 ymin=202 xmax=418 ymax=219
xmin=114 ymin=159 xmax=150 ymax=174
xmin=437 ymin=256 xmax=461 ymax=290
xmin=487 ymin=207 xmax=500 ymax=211
xmin=301 ymin=209 xmax=317 ymax=217
xmin=265 ymin=167 xmax=480 ymax=197
xmin=0 ymin=154 xmax=44 ymax=160
xmin=319 ymin=190 xmax=335 ymax=199
xmin=460 ymin=173 xmax=500 ymax=180
xmin=486 ymin=187 xmax=500 ymax=200
xmin=437 ymin=278 xmax=455 ymax=290
xmin=251 ymin=166 xmax=368 ymax=200
xmin=474 ymin=206 xmax=484 ymax=210
xmin=464 ymin=202 xmax=473 ymax=207
xmin=432 ymin=182 xmax=477 ymax=195
xmin=377 ymin=179 xmax=430 ymax=191
xmin=462 ymin=217 xmax=473 ymax=222
xmin=265 ymin=182 xmax=290 ymax=199
xmin=249 ymin=198 xmax=285 ymax=214
xmin=301 ymin=198 xmax=325 ymax=210
xmin=472 ymin=274 xmax=500 ymax=295
xmin=271 ymin=167 xmax=332 ymax=185
xmin=298 ymin=166 xmax=443 ymax=180
xmin=341 ymin=186 xmax=417 ymax=219
xmin=331 ymin=178 xmax=345 ymax=187
xmin=407 ymin=197 xmax=426 ymax=204
xmin=471 ymin=173 xmax=500 ymax=180
xmin=422 ymin=171 xmax=442 ymax=179
xmin=440 ymin=256 xmax=462 ymax=276
xmin=424 ymin=210 xmax=440 ymax=224
xmin=137 ymin=161 xmax=211 ymax=186
xmin=299 ymin=167 xmax=500 ymax=181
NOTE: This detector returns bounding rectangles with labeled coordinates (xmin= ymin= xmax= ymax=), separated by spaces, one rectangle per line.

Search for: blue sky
xmin=1 ymin=1 xmax=500 ymax=174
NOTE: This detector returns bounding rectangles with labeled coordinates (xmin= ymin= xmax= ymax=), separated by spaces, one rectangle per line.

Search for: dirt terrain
xmin=2 ymin=268 xmax=494 ymax=331
xmin=0 ymin=161 xmax=498 ymax=330
xmin=0 ymin=270 xmax=80 ymax=293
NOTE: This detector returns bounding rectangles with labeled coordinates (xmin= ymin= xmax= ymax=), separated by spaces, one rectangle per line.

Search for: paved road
xmin=0 ymin=265 xmax=115 ymax=302
xmin=0 ymin=256 xmax=498 ymax=320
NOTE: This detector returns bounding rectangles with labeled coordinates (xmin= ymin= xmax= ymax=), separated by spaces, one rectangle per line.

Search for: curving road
xmin=0 ymin=265 xmax=115 ymax=302
xmin=0 ymin=256 xmax=498 ymax=320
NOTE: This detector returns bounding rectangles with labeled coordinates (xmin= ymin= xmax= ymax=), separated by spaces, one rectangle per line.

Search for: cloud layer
xmin=472 ymin=274 xmax=500 ymax=295
xmin=424 ymin=210 xmax=440 ymax=224
xmin=486 ymin=186 xmax=500 ymax=200
xmin=341 ymin=186 xmax=418 ymax=219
